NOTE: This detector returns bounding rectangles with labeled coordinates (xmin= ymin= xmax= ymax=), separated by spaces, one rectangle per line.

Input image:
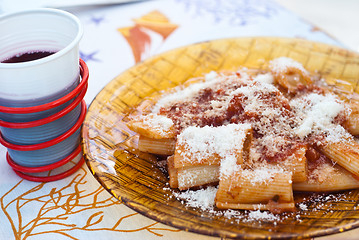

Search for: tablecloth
xmin=0 ymin=0 xmax=357 ymax=239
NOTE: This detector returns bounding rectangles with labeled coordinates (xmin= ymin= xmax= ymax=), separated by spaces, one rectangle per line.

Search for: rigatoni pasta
xmin=277 ymin=146 xmax=307 ymax=183
xmin=343 ymin=101 xmax=359 ymax=135
xmin=293 ymin=161 xmax=359 ymax=192
xmin=216 ymin=166 xmax=294 ymax=212
xmin=319 ymin=140 xmax=359 ymax=177
xmin=173 ymin=124 xmax=252 ymax=168
xmin=177 ymin=165 xmax=220 ymax=190
xmin=138 ymin=135 xmax=175 ymax=155
xmin=126 ymin=57 xmax=359 ymax=213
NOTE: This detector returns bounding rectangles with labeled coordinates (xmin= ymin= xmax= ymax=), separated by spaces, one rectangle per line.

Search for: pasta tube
xmin=278 ymin=146 xmax=307 ymax=183
xmin=173 ymin=124 xmax=252 ymax=168
xmin=177 ymin=165 xmax=220 ymax=191
xmin=269 ymin=57 xmax=312 ymax=92
xmin=294 ymin=162 xmax=359 ymax=192
xmin=138 ymin=135 xmax=176 ymax=155
xmin=127 ymin=113 xmax=176 ymax=139
xmin=216 ymin=167 xmax=294 ymax=212
xmin=319 ymin=139 xmax=359 ymax=177
xmin=168 ymin=155 xmax=220 ymax=190
xmin=343 ymin=102 xmax=359 ymax=135
xmin=167 ymin=155 xmax=178 ymax=188
xmin=216 ymin=202 xmax=295 ymax=212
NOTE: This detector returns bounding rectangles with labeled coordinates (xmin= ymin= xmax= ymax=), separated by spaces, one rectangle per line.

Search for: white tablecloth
xmin=0 ymin=0 xmax=357 ymax=239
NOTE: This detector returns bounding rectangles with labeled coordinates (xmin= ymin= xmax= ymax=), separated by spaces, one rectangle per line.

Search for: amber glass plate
xmin=82 ymin=37 xmax=359 ymax=239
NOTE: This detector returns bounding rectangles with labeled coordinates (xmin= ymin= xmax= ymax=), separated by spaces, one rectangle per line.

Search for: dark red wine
xmin=1 ymin=51 xmax=56 ymax=63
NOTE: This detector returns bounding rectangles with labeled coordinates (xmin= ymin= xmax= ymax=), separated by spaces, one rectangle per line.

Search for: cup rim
xmin=0 ymin=8 xmax=83 ymax=69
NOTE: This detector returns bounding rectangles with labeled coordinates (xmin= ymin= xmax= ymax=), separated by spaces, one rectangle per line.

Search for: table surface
xmin=275 ymin=0 xmax=359 ymax=53
xmin=1 ymin=0 xmax=359 ymax=239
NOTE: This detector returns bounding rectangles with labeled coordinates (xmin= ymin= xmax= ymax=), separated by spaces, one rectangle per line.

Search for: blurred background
xmin=0 ymin=0 xmax=358 ymax=53
xmin=276 ymin=0 xmax=359 ymax=52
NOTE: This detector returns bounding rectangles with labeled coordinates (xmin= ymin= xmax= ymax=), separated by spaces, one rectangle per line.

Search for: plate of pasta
xmin=82 ymin=37 xmax=359 ymax=239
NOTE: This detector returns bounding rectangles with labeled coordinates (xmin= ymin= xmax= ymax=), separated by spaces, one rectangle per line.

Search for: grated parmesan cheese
xmin=308 ymin=161 xmax=336 ymax=184
xmin=146 ymin=113 xmax=173 ymax=131
xmin=241 ymin=165 xmax=286 ymax=185
xmin=220 ymin=154 xmax=241 ymax=179
xmin=172 ymin=186 xmax=218 ymax=211
xmin=290 ymin=93 xmax=351 ymax=141
xmin=298 ymin=203 xmax=308 ymax=211
xmin=205 ymin=71 xmax=218 ymax=81
xmin=133 ymin=58 xmax=359 ymax=217
xmin=253 ymin=73 xmax=274 ymax=84
xmin=269 ymin=57 xmax=308 ymax=75
xmin=230 ymin=80 xmax=282 ymax=114
xmin=141 ymin=113 xmax=174 ymax=135
xmin=172 ymin=187 xmax=280 ymax=222
xmin=152 ymin=73 xmax=221 ymax=113
xmin=247 ymin=210 xmax=280 ymax=222
xmin=177 ymin=123 xmax=251 ymax=164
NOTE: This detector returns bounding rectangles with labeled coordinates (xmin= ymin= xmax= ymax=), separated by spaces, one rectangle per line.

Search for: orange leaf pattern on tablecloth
xmin=0 ymin=166 xmax=180 ymax=240
xmin=118 ymin=11 xmax=178 ymax=63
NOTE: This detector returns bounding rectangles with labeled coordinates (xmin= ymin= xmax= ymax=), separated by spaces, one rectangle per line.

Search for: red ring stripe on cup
xmin=11 ymin=157 xmax=85 ymax=182
xmin=6 ymin=144 xmax=82 ymax=173
xmin=0 ymin=83 xmax=87 ymax=128
xmin=0 ymin=100 xmax=87 ymax=151
xmin=0 ymin=59 xmax=89 ymax=114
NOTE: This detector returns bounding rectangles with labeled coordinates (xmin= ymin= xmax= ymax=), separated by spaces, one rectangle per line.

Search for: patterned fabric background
xmin=0 ymin=0 xmax=349 ymax=239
